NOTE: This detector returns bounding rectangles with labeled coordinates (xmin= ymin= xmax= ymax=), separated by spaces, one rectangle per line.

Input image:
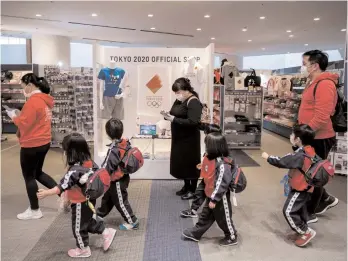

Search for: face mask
xmin=301 ymin=64 xmax=314 ymax=78
xmin=176 ymin=94 xmax=184 ymax=101
xmin=23 ymin=85 xmax=32 ymax=98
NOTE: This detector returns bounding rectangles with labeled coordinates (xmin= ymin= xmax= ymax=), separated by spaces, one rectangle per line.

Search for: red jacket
xmin=298 ymin=72 xmax=338 ymax=139
xmin=13 ymin=92 xmax=54 ymax=148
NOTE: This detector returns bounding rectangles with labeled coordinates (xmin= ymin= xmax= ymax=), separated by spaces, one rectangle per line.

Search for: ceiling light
xmin=150 ymin=27 xmax=156 ymax=30
xmin=287 ymin=52 xmax=290 ymax=54
xmin=91 ymin=13 xmax=98 ymax=17
xmin=313 ymin=17 xmax=320 ymax=21
xmin=248 ymin=40 xmax=252 ymax=42
xmin=211 ymin=37 xmax=215 ymax=40
xmin=289 ymin=35 xmax=294 ymax=38
xmin=197 ymin=28 xmax=202 ymax=31
xmin=262 ymin=48 xmax=265 ymax=50
xmin=260 ymin=16 xmax=266 ymax=20
xmin=286 ymin=30 xmax=292 ymax=33
xmin=341 ymin=28 xmax=346 ymax=32
xmin=148 ymin=14 xmax=154 ymax=17
xmin=242 ymin=27 xmax=248 ymax=32
xmin=304 ymin=44 xmax=309 ymax=46
xmin=35 ymin=14 xmax=42 ymax=17
xmin=204 ymin=15 xmax=210 ymax=18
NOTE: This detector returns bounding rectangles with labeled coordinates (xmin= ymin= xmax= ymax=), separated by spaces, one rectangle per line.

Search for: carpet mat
xmin=229 ymin=149 xmax=260 ymax=167
xmin=143 ymin=180 xmax=202 ymax=261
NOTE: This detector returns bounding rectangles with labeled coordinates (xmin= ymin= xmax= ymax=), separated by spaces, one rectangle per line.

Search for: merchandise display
xmin=328 ymin=132 xmax=348 ymax=175
xmin=183 ymin=56 xmax=205 ymax=100
xmin=221 ymin=61 xmax=240 ymax=90
xmin=213 ymin=84 xmax=223 ymax=126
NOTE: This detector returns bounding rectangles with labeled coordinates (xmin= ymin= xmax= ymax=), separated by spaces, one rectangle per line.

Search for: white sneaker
xmin=17 ymin=207 xmax=43 ymax=220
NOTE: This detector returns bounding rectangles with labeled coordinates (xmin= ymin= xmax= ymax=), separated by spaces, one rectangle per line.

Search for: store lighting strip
xmin=140 ymin=30 xmax=194 ymax=37
xmin=1 ymin=15 xmax=61 ymax=22
xmin=68 ymin=22 xmax=136 ymax=31
xmin=83 ymin=38 xmax=131 ymax=44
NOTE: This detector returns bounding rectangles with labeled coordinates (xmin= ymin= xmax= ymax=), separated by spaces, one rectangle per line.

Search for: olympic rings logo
xmin=147 ymin=101 xmax=162 ymax=108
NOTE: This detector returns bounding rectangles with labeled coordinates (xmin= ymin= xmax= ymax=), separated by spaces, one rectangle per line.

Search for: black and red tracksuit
xmin=188 ymin=157 xmax=237 ymax=240
xmin=97 ymin=139 xmax=137 ymax=224
xmin=57 ymin=161 xmax=105 ymax=249
xmin=267 ymin=146 xmax=316 ymax=235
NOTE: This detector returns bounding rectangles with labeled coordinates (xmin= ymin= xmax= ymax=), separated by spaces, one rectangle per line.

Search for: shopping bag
xmin=280 ymin=174 xmax=290 ymax=197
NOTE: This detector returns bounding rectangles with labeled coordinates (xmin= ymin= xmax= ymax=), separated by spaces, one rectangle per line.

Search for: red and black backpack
xmin=223 ymin=158 xmax=247 ymax=193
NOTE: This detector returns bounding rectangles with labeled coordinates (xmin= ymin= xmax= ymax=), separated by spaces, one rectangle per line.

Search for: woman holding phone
xmin=163 ymin=77 xmax=202 ymax=200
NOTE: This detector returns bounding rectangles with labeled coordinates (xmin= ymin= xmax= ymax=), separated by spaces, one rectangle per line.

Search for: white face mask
xmin=301 ymin=64 xmax=314 ymax=78
xmin=23 ymin=85 xmax=33 ymax=98
xmin=176 ymin=94 xmax=184 ymax=101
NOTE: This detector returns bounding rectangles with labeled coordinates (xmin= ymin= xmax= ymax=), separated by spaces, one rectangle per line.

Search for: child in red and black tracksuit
xmin=262 ymin=124 xmax=317 ymax=247
xmin=180 ymin=123 xmax=221 ymax=218
xmin=37 ymin=133 xmax=116 ymax=258
xmin=182 ymin=132 xmax=238 ymax=246
xmin=97 ymin=118 xmax=139 ymax=230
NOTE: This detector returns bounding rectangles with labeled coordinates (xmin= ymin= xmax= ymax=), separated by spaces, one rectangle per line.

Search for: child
xmin=262 ymin=124 xmax=316 ymax=247
xmin=182 ymin=132 xmax=238 ymax=246
xmin=97 ymin=118 xmax=139 ymax=230
xmin=180 ymin=123 xmax=221 ymax=218
xmin=37 ymin=133 xmax=116 ymax=258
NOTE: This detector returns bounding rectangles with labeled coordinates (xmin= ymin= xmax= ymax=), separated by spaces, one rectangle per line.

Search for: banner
xmin=137 ymin=65 xmax=171 ymax=117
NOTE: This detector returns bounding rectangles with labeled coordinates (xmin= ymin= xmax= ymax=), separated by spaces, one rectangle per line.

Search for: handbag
xmin=188 ymin=96 xmax=211 ymax=124
xmin=244 ymin=69 xmax=261 ymax=87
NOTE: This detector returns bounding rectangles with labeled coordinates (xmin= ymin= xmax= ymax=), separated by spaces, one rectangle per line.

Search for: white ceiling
xmin=1 ymin=1 xmax=347 ymax=56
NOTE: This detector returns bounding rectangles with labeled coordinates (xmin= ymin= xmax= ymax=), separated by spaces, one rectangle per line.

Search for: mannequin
xmin=221 ymin=61 xmax=240 ymax=90
xmin=183 ymin=56 xmax=205 ymax=101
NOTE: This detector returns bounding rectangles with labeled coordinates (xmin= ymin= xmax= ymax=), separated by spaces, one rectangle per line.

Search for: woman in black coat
xmin=164 ymin=78 xmax=202 ymax=200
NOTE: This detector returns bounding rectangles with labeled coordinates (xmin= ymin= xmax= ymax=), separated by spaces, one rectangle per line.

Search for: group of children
xmin=37 ymin=119 xmax=325 ymax=257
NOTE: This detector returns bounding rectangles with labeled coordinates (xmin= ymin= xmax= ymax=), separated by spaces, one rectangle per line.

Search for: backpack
xmin=313 ymin=79 xmax=347 ymax=133
xmin=188 ymin=96 xmax=211 ymax=124
xmin=223 ymin=158 xmax=247 ymax=193
xmin=298 ymin=154 xmax=335 ymax=187
xmin=84 ymin=168 xmax=111 ymax=200
xmin=116 ymin=139 xmax=144 ymax=175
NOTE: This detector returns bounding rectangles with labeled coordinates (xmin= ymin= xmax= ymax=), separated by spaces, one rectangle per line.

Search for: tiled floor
xmin=1 ymin=132 xmax=347 ymax=261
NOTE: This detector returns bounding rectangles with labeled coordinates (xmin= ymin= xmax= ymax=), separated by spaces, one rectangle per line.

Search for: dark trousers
xmin=71 ymin=200 xmax=105 ymax=248
xmin=184 ymin=178 xmax=199 ymax=193
xmin=189 ymin=192 xmax=237 ymax=240
xmin=283 ymin=190 xmax=310 ymax=235
xmin=97 ymin=175 xmax=137 ymax=224
xmin=20 ymin=143 xmax=57 ymax=210
xmin=191 ymin=180 xmax=206 ymax=211
xmin=307 ymin=137 xmax=336 ymax=214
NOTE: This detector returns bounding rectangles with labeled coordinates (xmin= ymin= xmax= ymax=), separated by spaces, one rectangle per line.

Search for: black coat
xmin=169 ymin=96 xmax=202 ymax=179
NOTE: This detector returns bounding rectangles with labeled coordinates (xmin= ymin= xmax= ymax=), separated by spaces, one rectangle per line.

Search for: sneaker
xmin=180 ymin=209 xmax=198 ymax=218
xmin=17 ymin=207 xmax=43 ymax=220
xmin=315 ymin=196 xmax=339 ymax=215
xmin=307 ymin=214 xmax=318 ymax=224
xmin=67 ymin=246 xmax=91 ymax=258
xmin=295 ymin=228 xmax=316 ymax=247
xmin=119 ymin=219 xmax=139 ymax=231
xmin=181 ymin=192 xmax=195 ymax=200
xmin=102 ymin=228 xmax=117 ymax=251
xmin=219 ymin=235 xmax=238 ymax=246
xmin=182 ymin=229 xmax=200 ymax=242
xmin=176 ymin=187 xmax=188 ymax=196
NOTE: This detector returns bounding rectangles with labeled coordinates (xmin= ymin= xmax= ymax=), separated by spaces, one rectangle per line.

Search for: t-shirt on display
xmin=98 ymin=67 xmax=126 ymax=97
xmin=221 ymin=64 xmax=240 ymax=90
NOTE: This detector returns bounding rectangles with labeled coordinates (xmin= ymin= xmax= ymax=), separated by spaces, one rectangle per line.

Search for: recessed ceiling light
xmin=150 ymin=27 xmax=156 ymax=30
xmin=197 ymin=28 xmax=202 ymax=31
xmin=148 ymin=14 xmax=154 ymax=17
xmin=262 ymin=48 xmax=265 ymax=50
xmin=260 ymin=16 xmax=266 ymax=20
xmin=341 ymin=28 xmax=346 ymax=32
xmin=287 ymin=52 xmax=290 ymax=54
xmin=204 ymin=15 xmax=210 ymax=18
xmin=313 ymin=17 xmax=320 ymax=21
xmin=289 ymin=35 xmax=294 ymax=38
xmin=248 ymin=39 xmax=252 ymax=42
xmin=242 ymin=27 xmax=248 ymax=32
xmin=211 ymin=37 xmax=215 ymax=40
xmin=91 ymin=13 xmax=98 ymax=17
xmin=286 ymin=30 xmax=292 ymax=33
xmin=35 ymin=14 xmax=42 ymax=17
xmin=304 ymin=44 xmax=309 ymax=46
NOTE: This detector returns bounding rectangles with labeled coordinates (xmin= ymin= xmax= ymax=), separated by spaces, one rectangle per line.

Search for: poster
xmin=137 ymin=65 xmax=171 ymax=117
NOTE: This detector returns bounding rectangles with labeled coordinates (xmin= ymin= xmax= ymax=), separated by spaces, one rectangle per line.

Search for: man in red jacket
xmin=298 ymin=50 xmax=339 ymax=223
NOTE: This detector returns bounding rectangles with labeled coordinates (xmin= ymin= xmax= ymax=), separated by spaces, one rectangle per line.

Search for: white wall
xmin=1 ymin=44 xmax=27 ymax=64
xmin=243 ymin=50 xmax=343 ymax=70
xmin=70 ymin=42 xmax=93 ymax=67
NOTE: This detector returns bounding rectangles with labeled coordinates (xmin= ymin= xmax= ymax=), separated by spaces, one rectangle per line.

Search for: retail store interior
xmin=1 ymin=1 xmax=347 ymax=261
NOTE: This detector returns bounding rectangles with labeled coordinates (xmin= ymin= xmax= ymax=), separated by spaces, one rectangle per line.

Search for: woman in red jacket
xmin=6 ymin=73 xmax=57 ymax=220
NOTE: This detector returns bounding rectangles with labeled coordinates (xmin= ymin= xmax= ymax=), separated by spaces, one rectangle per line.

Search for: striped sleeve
xmin=210 ymin=160 xmax=233 ymax=203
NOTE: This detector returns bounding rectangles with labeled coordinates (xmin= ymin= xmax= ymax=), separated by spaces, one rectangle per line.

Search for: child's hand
xmin=262 ymin=152 xmax=269 ymax=160
xmin=37 ymin=189 xmax=48 ymax=199
xmin=209 ymin=201 xmax=216 ymax=209
xmin=196 ymin=163 xmax=202 ymax=170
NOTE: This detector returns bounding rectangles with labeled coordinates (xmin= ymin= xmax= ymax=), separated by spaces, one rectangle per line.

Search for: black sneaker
xmin=315 ymin=196 xmax=339 ymax=215
xmin=176 ymin=187 xmax=188 ymax=196
xmin=307 ymin=214 xmax=318 ymax=224
xmin=181 ymin=192 xmax=195 ymax=200
xmin=182 ymin=229 xmax=200 ymax=242
xmin=219 ymin=235 xmax=238 ymax=246
xmin=180 ymin=209 xmax=198 ymax=218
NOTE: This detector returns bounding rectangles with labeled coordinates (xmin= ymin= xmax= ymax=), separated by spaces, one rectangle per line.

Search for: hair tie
xmin=184 ymin=78 xmax=191 ymax=84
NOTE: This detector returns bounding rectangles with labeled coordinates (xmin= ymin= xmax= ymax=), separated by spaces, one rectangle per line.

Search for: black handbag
xmin=244 ymin=69 xmax=261 ymax=87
